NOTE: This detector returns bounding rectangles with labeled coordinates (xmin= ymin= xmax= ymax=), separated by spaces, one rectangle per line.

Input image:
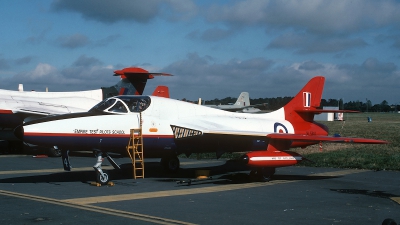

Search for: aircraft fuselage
xmin=18 ymin=96 xmax=319 ymax=157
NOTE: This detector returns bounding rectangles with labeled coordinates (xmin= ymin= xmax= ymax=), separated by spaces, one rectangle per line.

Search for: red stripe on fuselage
xmin=0 ymin=109 xmax=13 ymax=114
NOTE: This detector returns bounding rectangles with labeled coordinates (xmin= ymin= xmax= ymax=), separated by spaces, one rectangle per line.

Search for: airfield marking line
xmin=0 ymin=189 xmax=195 ymax=225
xmin=63 ymin=169 xmax=367 ymax=205
xmin=390 ymin=197 xmax=400 ymax=205
xmin=63 ymin=180 xmax=297 ymax=205
xmin=0 ymin=166 xmax=114 ymax=175
xmin=307 ymin=169 xmax=366 ymax=177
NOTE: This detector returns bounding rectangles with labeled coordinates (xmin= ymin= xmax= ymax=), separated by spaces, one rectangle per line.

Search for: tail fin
xmin=101 ymin=67 xmax=172 ymax=99
xmin=283 ymin=76 xmax=325 ymax=123
xmin=234 ymin=92 xmax=250 ymax=107
xmin=152 ymin=86 xmax=170 ymax=98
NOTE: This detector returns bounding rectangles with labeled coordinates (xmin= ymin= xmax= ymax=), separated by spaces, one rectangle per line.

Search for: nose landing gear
xmin=92 ymin=151 xmax=121 ymax=185
xmin=94 ymin=167 xmax=109 ymax=185
xmin=93 ymin=151 xmax=110 ymax=185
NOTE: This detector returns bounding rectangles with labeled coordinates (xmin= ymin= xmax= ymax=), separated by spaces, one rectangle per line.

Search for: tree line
xmin=201 ymin=97 xmax=399 ymax=112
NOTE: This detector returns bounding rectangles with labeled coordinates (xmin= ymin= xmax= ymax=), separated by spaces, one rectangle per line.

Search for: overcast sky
xmin=1 ymin=0 xmax=400 ymax=104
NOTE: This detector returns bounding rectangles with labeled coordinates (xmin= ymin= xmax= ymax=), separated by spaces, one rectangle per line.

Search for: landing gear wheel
xmin=96 ymin=170 xmax=109 ymax=185
xmin=161 ymin=155 xmax=180 ymax=173
xmin=249 ymin=167 xmax=275 ymax=182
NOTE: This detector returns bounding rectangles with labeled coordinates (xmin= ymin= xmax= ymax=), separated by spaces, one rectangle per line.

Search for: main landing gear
xmin=249 ymin=167 xmax=276 ymax=182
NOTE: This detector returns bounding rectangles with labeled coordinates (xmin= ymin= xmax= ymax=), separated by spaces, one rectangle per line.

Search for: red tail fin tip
xmin=152 ymin=86 xmax=170 ymax=98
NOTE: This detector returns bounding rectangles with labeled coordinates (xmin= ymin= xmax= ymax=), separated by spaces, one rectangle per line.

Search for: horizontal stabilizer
xmin=114 ymin=67 xmax=173 ymax=78
xmin=112 ymin=67 xmax=173 ymax=95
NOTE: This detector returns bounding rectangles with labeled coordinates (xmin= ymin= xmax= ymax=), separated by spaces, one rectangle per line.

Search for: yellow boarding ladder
xmin=126 ymin=112 xmax=144 ymax=179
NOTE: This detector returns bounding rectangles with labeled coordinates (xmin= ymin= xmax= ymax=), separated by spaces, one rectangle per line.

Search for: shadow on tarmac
xmin=0 ymin=159 xmax=338 ymax=185
xmin=331 ymin=189 xmax=399 ymax=199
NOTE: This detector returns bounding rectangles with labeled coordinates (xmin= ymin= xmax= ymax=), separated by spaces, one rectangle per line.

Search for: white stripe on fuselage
xmin=250 ymin=156 xmax=303 ymax=161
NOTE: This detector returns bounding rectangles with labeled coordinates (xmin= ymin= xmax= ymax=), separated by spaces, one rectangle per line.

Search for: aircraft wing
xmin=266 ymin=133 xmax=388 ymax=144
xmin=170 ymin=122 xmax=387 ymax=144
xmin=12 ymin=103 xmax=88 ymax=116
xmin=14 ymin=107 xmax=66 ymax=116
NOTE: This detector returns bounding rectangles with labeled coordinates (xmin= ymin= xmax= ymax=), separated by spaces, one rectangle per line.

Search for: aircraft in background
xmin=203 ymin=92 xmax=261 ymax=113
xmin=0 ymin=67 xmax=171 ymax=155
xmin=15 ymin=76 xmax=387 ymax=184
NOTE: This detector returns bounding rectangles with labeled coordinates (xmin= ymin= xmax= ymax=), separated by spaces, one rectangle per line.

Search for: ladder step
xmin=128 ymin=122 xmax=145 ymax=179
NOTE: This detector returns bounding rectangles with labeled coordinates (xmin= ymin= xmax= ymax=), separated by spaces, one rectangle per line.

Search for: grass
xmin=296 ymin=112 xmax=400 ymax=171
xmin=186 ymin=112 xmax=400 ymax=171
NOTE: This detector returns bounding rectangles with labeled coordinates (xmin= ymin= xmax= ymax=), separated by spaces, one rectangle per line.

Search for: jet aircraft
xmin=0 ymin=67 xmax=171 ymax=155
xmin=204 ymin=92 xmax=261 ymax=113
xmin=15 ymin=76 xmax=387 ymax=184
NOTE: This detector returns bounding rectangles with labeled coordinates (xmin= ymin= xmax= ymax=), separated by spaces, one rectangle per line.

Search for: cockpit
xmin=89 ymin=96 xmax=151 ymax=114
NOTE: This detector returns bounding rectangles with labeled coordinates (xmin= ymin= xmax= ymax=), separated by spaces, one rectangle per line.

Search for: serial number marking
xmin=306 ymin=131 xmax=317 ymax=135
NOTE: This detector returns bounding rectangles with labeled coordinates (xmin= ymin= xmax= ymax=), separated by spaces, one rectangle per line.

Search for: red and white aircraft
xmin=15 ymin=76 xmax=387 ymax=183
xmin=0 ymin=67 xmax=171 ymax=155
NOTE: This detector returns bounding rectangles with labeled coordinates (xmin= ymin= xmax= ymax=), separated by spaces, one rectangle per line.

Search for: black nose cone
xmin=13 ymin=125 xmax=24 ymax=140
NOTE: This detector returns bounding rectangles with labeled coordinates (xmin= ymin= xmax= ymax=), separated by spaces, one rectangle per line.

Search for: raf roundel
xmin=274 ymin=122 xmax=288 ymax=133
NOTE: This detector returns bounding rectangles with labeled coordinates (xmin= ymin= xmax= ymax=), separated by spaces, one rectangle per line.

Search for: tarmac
xmin=0 ymin=153 xmax=399 ymax=225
